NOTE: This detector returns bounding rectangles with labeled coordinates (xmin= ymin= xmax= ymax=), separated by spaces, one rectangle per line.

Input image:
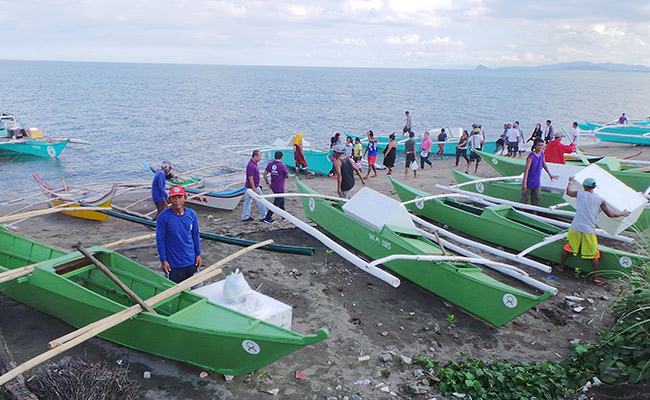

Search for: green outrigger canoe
xmin=450 ymin=169 xmax=650 ymax=233
xmin=296 ymin=179 xmax=553 ymax=327
xmin=391 ymin=178 xmax=648 ymax=276
xmin=0 ymin=228 xmax=328 ymax=375
xmin=475 ymin=149 xmax=650 ymax=192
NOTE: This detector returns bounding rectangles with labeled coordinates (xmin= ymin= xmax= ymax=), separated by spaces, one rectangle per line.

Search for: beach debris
xmin=199 ymin=371 xmax=208 ymax=379
xmin=564 ymin=295 xmax=585 ymax=302
xmin=586 ymin=298 xmax=594 ymax=304
xmin=409 ymin=312 xmax=415 ymax=316
xmin=600 ymin=295 xmax=609 ymax=301
xmin=592 ymin=377 xmax=602 ymax=386
xmin=400 ymin=355 xmax=413 ymax=364
xmin=295 ymin=370 xmax=306 ymax=379
xmin=452 ymin=393 xmax=467 ymax=398
xmin=116 ymin=359 xmax=124 ymax=366
xmin=434 ymin=323 xmax=441 ymax=334
xmin=354 ymin=378 xmax=372 ymax=385
xmin=413 ymin=369 xmax=424 ymax=377
xmin=358 ymin=355 xmax=370 ymax=362
xmin=380 ymin=386 xmax=391 ymax=392
xmin=143 ymin=371 xmax=151 ymax=379
xmin=443 ymin=302 xmax=452 ymax=307
xmin=377 ymin=322 xmax=383 ymax=327
xmin=379 ymin=353 xmax=393 ymax=363
xmin=573 ymin=306 xmax=585 ymax=313
xmin=262 ymin=388 xmax=280 ymax=396
xmin=224 ymin=374 xmax=233 ymax=381
xmin=569 ymin=338 xmax=581 ymax=345
xmin=326 ymin=397 xmax=338 ymax=400
xmin=546 ymin=275 xmax=559 ymax=280
xmin=381 ymin=331 xmax=388 ymax=336
xmin=335 ymin=384 xmax=342 ymax=390
xmin=404 ymin=383 xmax=427 ymax=394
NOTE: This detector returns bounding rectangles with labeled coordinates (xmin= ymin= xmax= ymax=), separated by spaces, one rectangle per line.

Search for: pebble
xmin=343 ymin=396 xmax=349 ymax=400
xmin=143 ymin=371 xmax=151 ymax=379
xmin=409 ymin=312 xmax=415 ymax=316
xmin=569 ymin=338 xmax=581 ymax=345
xmin=354 ymin=378 xmax=372 ymax=385
xmin=377 ymin=322 xmax=383 ymax=327
xmin=573 ymin=306 xmax=585 ymax=313
xmin=380 ymin=386 xmax=390 ymax=392
xmin=335 ymin=384 xmax=342 ymax=390
xmin=264 ymin=388 xmax=279 ymax=396
xmin=358 ymin=355 xmax=370 ymax=362
xmin=586 ymin=298 xmax=594 ymax=304
xmin=428 ymin=347 xmax=435 ymax=352
xmin=224 ymin=374 xmax=233 ymax=381
xmin=400 ymin=355 xmax=413 ymax=364
xmin=380 ymin=353 xmax=393 ymax=363
xmin=600 ymin=295 xmax=609 ymax=301
xmin=405 ymin=383 xmax=425 ymax=394
xmin=381 ymin=331 xmax=388 ymax=336
xmin=413 ymin=369 xmax=424 ymax=377
xmin=443 ymin=302 xmax=452 ymax=307
xmin=326 ymin=397 xmax=338 ymax=400
xmin=399 ymin=326 xmax=404 ymax=331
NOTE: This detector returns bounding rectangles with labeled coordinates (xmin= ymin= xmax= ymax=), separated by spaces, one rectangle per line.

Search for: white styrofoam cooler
xmin=561 ymin=164 xmax=647 ymax=235
xmin=342 ymin=187 xmax=415 ymax=231
xmin=193 ymin=279 xmax=292 ymax=330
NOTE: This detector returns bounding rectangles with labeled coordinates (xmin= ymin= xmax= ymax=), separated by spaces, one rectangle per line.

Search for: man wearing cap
xmin=333 ymin=143 xmax=365 ymax=199
xmin=242 ymin=150 xmax=267 ymax=222
xmin=558 ymin=176 xmax=630 ymax=285
xmin=156 ymin=186 xmax=202 ymax=284
xmin=545 ymin=131 xmax=576 ymax=164
xmin=151 ymin=160 xmax=179 ymax=221
xmin=262 ymin=151 xmax=289 ymax=223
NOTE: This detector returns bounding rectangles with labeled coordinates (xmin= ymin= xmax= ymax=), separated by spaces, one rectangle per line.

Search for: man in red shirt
xmin=544 ymin=131 xmax=576 ymax=164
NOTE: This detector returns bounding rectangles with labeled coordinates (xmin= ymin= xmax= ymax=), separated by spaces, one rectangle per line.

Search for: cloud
xmin=332 ymin=37 xmax=368 ymax=46
xmin=386 ymin=34 xmax=463 ymax=48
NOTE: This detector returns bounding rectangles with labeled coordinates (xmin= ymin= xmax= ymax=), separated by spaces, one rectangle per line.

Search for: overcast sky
xmin=2 ymin=0 xmax=650 ymax=69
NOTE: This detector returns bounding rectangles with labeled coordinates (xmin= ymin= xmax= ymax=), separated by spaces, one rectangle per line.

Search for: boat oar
xmin=102 ymin=233 xmax=156 ymax=249
xmin=72 ymin=242 xmax=157 ymax=314
xmin=562 ymin=127 xmax=589 ymax=165
xmin=0 ymin=239 xmax=272 ymax=386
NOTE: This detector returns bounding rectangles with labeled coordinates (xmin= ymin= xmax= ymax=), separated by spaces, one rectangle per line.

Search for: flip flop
xmin=593 ymin=278 xmax=605 ymax=286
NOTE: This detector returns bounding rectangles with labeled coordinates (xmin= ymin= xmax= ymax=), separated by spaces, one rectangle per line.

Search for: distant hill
xmin=475 ymin=61 xmax=650 ymax=72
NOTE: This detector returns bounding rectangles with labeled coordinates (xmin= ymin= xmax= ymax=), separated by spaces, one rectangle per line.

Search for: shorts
xmin=295 ymin=159 xmax=307 ymax=168
xmin=507 ymin=142 xmax=518 ymax=153
xmin=469 ymin=151 xmax=481 ymax=162
xmin=368 ymin=155 xmax=377 ymax=165
xmin=564 ymin=230 xmax=600 ymax=260
xmin=520 ymin=187 xmax=541 ymax=206
xmin=438 ymin=143 xmax=445 ymax=152
xmin=496 ymin=138 xmax=505 ymax=146
xmin=405 ymin=159 xmax=415 ymax=168
xmin=405 ymin=153 xmax=416 ymax=162
xmin=168 ymin=264 xmax=199 ymax=284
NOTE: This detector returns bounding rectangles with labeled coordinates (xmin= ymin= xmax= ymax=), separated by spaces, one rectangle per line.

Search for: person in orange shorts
xmin=557 ymin=176 xmax=630 ymax=285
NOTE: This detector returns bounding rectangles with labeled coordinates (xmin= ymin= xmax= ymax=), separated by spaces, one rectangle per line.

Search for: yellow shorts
xmin=564 ymin=230 xmax=600 ymax=259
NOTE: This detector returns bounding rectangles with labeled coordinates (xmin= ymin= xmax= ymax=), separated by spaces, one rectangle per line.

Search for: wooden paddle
xmin=0 ymin=239 xmax=272 ymax=386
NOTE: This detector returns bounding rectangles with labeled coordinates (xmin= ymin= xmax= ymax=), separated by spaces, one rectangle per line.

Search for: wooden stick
xmin=49 ymin=239 xmax=271 ymax=349
xmin=102 ymin=233 xmax=156 ymax=249
xmin=0 ymin=207 xmax=105 ymax=223
xmin=0 ymin=239 xmax=272 ymax=386
xmin=0 ymin=266 xmax=35 ymax=284
xmin=110 ymin=205 xmax=154 ymax=220
xmin=177 ymin=163 xmax=232 ymax=177
xmin=72 ymin=243 xmax=157 ymax=314
xmin=432 ymin=230 xmax=447 ymax=256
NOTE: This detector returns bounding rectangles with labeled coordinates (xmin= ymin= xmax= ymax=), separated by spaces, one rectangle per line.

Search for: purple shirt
xmin=526 ymin=151 xmax=544 ymax=189
xmin=245 ymin=159 xmax=260 ymax=189
xmin=265 ymin=160 xmax=289 ymax=193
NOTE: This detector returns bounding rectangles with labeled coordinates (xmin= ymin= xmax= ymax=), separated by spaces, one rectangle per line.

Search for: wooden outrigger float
xmin=290 ymin=180 xmax=553 ymax=327
xmin=0 ymin=228 xmax=328 ymax=384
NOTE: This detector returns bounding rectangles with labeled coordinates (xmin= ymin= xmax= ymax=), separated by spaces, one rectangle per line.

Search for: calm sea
xmin=1 ymin=60 xmax=650 ymax=200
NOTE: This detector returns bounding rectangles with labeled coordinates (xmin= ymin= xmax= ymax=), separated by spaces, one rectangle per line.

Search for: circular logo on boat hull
xmin=502 ymin=293 xmax=517 ymax=308
xmin=491 ymin=158 xmax=498 ymax=165
xmin=475 ymin=182 xmax=484 ymax=193
xmin=619 ymin=256 xmax=632 ymax=269
xmin=308 ymin=197 xmax=315 ymax=212
xmin=47 ymin=145 xmax=56 ymax=157
xmin=242 ymin=340 xmax=261 ymax=355
xmin=415 ymin=196 xmax=424 ymax=210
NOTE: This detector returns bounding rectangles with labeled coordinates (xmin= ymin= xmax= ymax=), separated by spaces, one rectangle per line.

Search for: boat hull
xmin=0 ymin=139 xmax=68 ymax=157
xmin=391 ymin=178 xmax=647 ymax=275
xmin=0 ymin=229 xmax=327 ymax=375
xmin=296 ymin=180 xmax=551 ymax=327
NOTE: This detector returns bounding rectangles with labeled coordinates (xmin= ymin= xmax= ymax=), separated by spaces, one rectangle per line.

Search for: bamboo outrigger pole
xmin=0 ymin=239 xmax=272 ymax=386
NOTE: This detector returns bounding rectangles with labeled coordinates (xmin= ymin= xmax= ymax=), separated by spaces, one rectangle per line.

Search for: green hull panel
xmin=475 ymin=149 xmax=650 ymax=192
xmin=0 ymin=229 xmax=328 ymax=375
xmin=261 ymin=148 xmax=333 ymax=176
xmin=296 ymin=179 xmax=552 ymax=327
xmin=391 ymin=178 xmax=647 ymax=276
xmin=450 ymin=169 xmax=650 ymax=232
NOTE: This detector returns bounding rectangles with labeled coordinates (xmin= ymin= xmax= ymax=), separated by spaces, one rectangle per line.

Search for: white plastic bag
xmin=410 ymin=161 xmax=418 ymax=171
xmin=223 ymin=268 xmax=251 ymax=304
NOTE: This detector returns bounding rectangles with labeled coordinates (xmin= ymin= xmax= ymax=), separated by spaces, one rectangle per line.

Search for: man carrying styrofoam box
xmin=562 ymin=164 xmax=647 ymax=236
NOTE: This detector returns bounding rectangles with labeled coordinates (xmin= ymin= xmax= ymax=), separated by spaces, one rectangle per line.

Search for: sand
xmin=1 ymin=141 xmax=648 ymax=399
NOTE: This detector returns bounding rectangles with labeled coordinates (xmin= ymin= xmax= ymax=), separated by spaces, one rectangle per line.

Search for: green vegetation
xmin=413 ymin=264 xmax=650 ymax=399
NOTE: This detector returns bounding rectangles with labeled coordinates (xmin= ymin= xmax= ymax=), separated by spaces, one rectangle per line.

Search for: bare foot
xmin=554 ymin=265 xmax=565 ymax=272
xmin=593 ymin=277 xmax=605 ymax=286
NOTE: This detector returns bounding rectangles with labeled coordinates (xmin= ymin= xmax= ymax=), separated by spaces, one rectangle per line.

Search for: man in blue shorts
xmin=156 ymin=185 xmax=202 ymax=284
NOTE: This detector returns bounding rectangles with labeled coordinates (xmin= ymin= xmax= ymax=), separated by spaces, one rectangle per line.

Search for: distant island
xmin=475 ymin=61 xmax=650 ymax=72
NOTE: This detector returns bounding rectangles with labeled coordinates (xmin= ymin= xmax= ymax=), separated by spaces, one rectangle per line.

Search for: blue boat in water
xmin=0 ymin=113 xmax=70 ymax=157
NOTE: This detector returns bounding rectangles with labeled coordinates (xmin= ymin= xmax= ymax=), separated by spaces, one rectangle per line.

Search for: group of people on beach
xmin=494 ymin=120 xmax=584 ymax=158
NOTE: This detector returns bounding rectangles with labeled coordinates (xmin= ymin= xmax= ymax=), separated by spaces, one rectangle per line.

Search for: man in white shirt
xmin=572 ymin=121 xmax=581 ymax=146
xmin=505 ymin=123 xmax=520 ymax=157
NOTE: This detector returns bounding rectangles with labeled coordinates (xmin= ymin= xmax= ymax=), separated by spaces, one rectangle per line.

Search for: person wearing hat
xmin=544 ymin=130 xmax=576 ymax=164
xmin=333 ymin=143 xmax=365 ymax=199
xmin=558 ymin=176 xmax=630 ymax=285
xmin=467 ymin=126 xmax=483 ymax=173
xmin=155 ymin=185 xmax=202 ymax=284
xmin=292 ymin=133 xmax=310 ymax=179
xmin=150 ymin=160 xmax=180 ymax=221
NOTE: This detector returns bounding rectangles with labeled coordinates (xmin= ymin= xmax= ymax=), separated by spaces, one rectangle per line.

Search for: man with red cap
xmin=155 ymin=185 xmax=202 ymax=284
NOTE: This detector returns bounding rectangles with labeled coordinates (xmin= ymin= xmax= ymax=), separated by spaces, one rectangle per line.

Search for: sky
xmin=2 ymin=0 xmax=650 ymax=69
